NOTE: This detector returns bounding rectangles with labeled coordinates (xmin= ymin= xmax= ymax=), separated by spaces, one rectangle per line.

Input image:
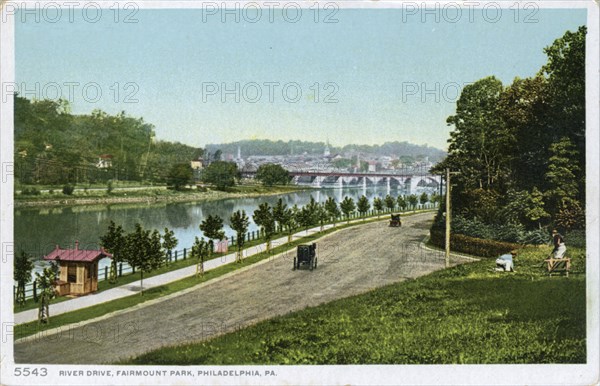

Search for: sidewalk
xmin=13 ymin=222 xmax=340 ymax=325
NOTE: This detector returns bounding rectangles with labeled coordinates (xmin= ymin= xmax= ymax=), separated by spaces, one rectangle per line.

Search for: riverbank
xmin=14 ymin=184 xmax=307 ymax=208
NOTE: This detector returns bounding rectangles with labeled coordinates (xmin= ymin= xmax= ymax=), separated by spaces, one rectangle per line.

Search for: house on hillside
xmin=97 ymin=154 xmax=113 ymax=169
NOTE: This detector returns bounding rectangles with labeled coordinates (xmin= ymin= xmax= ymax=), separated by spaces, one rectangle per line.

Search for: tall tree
xmin=191 ymin=236 xmax=210 ymax=277
xmin=36 ymin=263 xmax=58 ymax=323
xmin=14 ymin=250 xmax=34 ymax=306
xmin=253 ymin=203 xmax=275 ymax=253
xmin=166 ymin=163 xmax=193 ymax=190
xmin=199 ymin=215 xmax=225 ymax=256
xmin=340 ymin=196 xmax=356 ymax=223
xmin=100 ymin=220 xmax=126 ymax=283
xmin=123 ymin=224 xmax=164 ymax=295
xmin=324 ymin=197 xmax=341 ymax=226
xmin=315 ymin=203 xmax=329 ymax=231
xmin=384 ymin=194 xmax=396 ymax=212
xmin=230 ymin=210 xmax=250 ymax=263
xmin=397 ymin=195 xmax=408 ymax=212
xmin=273 ymin=198 xmax=288 ymax=233
xmin=437 ymin=76 xmax=512 ymax=192
xmin=357 ymin=195 xmax=371 ymax=221
xmin=545 ymin=137 xmax=580 ymax=214
xmin=408 ymin=194 xmax=419 ymax=211
xmin=161 ymin=227 xmax=178 ymax=266
xmin=373 ymin=197 xmax=384 ymax=218
xmin=201 ymin=161 xmax=239 ymax=189
xmin=280 ymin=206 xmax=299 ymax=243
xmin=419 ymin=192 xmax=429 ymax=207
xmin=296 ymin=204 xmax=317 ymax=234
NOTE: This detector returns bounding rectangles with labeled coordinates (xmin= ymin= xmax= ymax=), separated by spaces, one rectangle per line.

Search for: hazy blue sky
xmin=16 ymin=6 xmax=586 ymax=150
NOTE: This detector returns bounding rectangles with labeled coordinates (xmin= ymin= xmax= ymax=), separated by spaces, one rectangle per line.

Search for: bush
xmin=519 ymin=229 xmax=550 ymax=245
xmin=430 ymin=229 xmax=520 ymax=258
xmin=565 ymin=230 xmax=586 ymax=248
xmin=62 ymin=185 xmax=75 ymax=195
xmin=20 ymin=187 xmax=41 ymax=196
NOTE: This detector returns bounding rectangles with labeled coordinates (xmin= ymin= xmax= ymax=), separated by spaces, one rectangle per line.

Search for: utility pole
xmin=445 ymin=168 xmax=451 ymax=268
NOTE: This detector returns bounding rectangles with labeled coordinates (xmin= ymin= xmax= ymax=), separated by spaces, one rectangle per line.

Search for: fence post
xmin=174 ymin=250 xmax=178 ymax=262
xmin=33 ymin=281 xmax=37 ymax=303
xmin=184 ymin=248 xmax=187 ymax=259
xmin=119 ymin=262 xmax=123 ymax=277
xmin=104 ymin=266 xmax=108 ymax=281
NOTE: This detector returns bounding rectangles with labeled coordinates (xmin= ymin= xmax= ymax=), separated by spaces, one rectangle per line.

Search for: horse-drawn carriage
xmin=293 ymin=243 xmax=317 ymax=271
xmin=389 ymin=213 xmax=402 ymax=227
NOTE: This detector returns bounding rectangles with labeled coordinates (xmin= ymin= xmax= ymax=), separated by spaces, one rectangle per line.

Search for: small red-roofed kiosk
xmin=43 ymin=241 xmax=112 ymax=296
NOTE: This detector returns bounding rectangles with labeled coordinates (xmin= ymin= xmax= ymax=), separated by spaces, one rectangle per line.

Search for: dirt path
xmin=14 ymin=212 xmax=461 ymax=364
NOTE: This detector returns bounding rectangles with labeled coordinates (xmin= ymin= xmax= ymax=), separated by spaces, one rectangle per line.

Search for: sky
xmin=15 ymin=5 xmax=587 ymax=150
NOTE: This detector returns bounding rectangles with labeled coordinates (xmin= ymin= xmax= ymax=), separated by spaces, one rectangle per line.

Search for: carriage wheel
xmin=293 ymin=257 xmax=297 ymax=270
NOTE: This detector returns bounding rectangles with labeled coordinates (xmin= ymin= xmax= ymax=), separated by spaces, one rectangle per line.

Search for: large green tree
xmin=253 ymin=203 xmax=275 ymax=252
xmin=122 ymin=224 xmax=164 ymax=295
xmin=340 ymin=196 xmax=356 ymax=223
xmin=357 ymin=195 xmax=370 ymax=220
xmin=199 ymin=215 xmax=225 ymax=256
xmin=201 ymin=161 xmax=240 ymax=189
xmin=255 ymin=163 xmax=290 ymax=186
xmin=166 ymin=163 xmax=193 ymax=190
xmin=100 ymin=220 xmax=126 ymax=283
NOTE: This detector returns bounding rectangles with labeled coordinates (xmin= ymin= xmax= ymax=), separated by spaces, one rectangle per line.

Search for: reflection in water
xmin=15 ymin=186 xmax=436 ymax=260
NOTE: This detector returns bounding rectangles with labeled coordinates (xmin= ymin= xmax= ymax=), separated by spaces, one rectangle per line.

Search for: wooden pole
xmin=445 ymin=168 xmax=451 ymax=269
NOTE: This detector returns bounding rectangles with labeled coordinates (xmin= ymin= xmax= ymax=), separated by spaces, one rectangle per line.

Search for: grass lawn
xmin=123 ymin=247 xmax=586 ymax=365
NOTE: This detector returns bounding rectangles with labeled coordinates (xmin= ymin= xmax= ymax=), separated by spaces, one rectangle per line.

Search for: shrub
xmin=430 ymin=229 xmax=520 ymax=258
xmin=519 ymin=229 xmax=550 ymax=245
xmin=20 ymin=187 xmax=41 ymax=196
xmin=62 ymin=185 xmax=75 ymax=195
xmin=565 ymin=229 xmax=586 ymax=248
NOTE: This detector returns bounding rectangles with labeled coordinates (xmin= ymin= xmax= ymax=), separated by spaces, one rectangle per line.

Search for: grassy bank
xmin=124 ymin=247 xmax=586 ymax=364
xmin=15 ymin=184 xmax=306 ymax=208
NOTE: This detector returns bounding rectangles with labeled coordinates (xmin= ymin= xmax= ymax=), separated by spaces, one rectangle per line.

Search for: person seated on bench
xmin=551 ymin=229 xmax=567 ymax=259
xmin=495 ymin=250 xmax=517 ymax=272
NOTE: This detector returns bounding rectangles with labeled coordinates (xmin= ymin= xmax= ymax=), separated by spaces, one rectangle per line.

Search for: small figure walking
xmin=552 ymin=229 xmax=567 ymax=259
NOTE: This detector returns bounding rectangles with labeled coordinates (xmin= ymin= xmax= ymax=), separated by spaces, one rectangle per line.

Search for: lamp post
xmin=443 ymin=168 xmax=459 ymax=268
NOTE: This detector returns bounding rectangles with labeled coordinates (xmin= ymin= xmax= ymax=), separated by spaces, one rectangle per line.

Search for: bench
xmin=544 ymin=258 xmax=571 ymax=277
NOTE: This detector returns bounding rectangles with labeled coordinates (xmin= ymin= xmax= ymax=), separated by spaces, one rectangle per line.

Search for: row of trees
xmin=432 ymin=26 xmax=586 ymax=234
xmin=100 ymin=223 xmax=178 ymax=293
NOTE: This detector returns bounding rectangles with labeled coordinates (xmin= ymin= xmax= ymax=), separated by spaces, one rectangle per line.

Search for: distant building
xmin=324 ymin=141 xmax=331 ymax=157
xmin=190 ymin=156 xmax=204 ymax=170
xmin=97 ymin=154 xmax=113 ymax=169
xmin=368 ymin=161 xmax=377 ymax=172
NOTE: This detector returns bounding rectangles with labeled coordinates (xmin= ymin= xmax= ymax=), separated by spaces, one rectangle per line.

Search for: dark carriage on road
xmin=293 ymin=243 xmax=317 ymax=271
xmin=389 ymin=213 xmax=402 ymax=227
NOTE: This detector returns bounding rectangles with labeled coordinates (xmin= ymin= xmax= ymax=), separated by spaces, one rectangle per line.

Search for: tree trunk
xmin=140 ymin=271 xmax=144 ymax=295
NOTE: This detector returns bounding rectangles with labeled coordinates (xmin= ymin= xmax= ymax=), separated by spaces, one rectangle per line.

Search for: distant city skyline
xmin=15 ymin=7 xmax=587 ymax=150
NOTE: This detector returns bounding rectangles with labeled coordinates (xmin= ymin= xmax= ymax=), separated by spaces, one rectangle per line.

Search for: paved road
xmin=14 ymin=212 xmax=463 ymax=364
